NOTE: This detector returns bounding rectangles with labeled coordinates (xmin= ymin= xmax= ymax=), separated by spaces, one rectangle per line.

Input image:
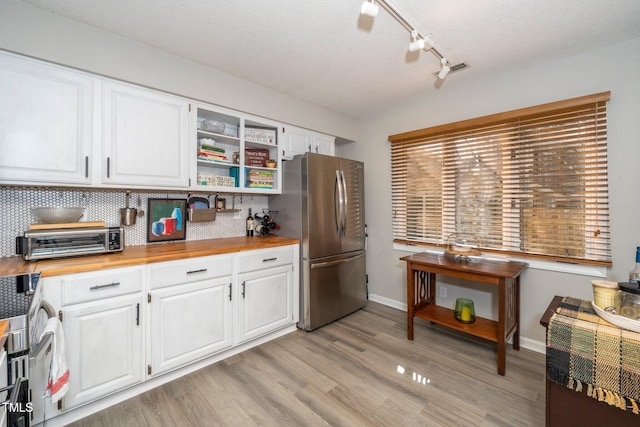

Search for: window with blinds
xmin=390 ymin=92 xmax=611 ymax=266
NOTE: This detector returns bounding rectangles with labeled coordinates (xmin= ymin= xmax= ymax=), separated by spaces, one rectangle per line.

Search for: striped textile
xmin=546 ymin=296 xmax=640 ymax=414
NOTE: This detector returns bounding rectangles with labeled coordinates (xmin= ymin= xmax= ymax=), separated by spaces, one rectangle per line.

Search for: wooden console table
xmin=401 ymin=252 xmax=528 ymax=375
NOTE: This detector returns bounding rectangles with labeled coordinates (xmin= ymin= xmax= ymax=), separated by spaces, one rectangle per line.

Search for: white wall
xmin=339 ymin=37 xmax=640 ymax=349
xmin=0 ymin=0 xmax=359 ymax=141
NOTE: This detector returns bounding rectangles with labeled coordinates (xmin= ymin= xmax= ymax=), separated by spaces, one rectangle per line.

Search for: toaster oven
xmin=16 ymin=226 xmax=124 ymax=261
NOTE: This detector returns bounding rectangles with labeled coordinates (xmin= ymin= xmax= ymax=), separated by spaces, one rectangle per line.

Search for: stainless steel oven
xmin=0 ymin=272 xmax=55 ymax=427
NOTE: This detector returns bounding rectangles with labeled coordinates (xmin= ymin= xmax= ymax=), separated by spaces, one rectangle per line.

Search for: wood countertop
xmin=0 ymin=236 xmax=299 ymax=277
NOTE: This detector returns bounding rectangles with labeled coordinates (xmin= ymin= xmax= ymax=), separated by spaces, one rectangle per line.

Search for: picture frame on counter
xmin=147 ymin=198 xmax=187 ymax=242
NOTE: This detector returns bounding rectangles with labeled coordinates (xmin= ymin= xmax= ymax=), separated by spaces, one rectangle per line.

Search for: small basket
xmin=188 ymin=208 xmax=216 ymax=223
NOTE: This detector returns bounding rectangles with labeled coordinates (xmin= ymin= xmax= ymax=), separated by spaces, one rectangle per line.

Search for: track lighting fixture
xmin=423 ymin=34 xmax=436 ymax=49
xmin=360 ymin=0 xmax=463 ymax=81
xmin=437 ymin=58 xmax=451 ymax=80
xmin=360 ymin=0 xmax=379 ymax=18
xmin=408 ymin=30 xmax=424 ymax=52
xmin=409 ymin=32 xmax=437 ymax=53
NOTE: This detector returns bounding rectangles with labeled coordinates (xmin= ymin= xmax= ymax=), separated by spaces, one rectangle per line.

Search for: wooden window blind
xmin=390 ymin=92 xmax=611 ymax=266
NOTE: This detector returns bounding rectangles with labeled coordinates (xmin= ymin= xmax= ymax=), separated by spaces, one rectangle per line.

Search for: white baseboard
xmin=368 ymin=293 xmax=407 ymax=311
xmin=368 ymin=293 xmax=546 ymax=355
xmin=519 ymin=337 xmax=546 ymax=354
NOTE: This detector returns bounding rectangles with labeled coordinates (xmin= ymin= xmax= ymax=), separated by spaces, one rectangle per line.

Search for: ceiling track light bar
xmin=375 ymin=0 xmax=445 ymax=62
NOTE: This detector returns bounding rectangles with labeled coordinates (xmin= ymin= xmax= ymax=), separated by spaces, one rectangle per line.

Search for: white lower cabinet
xmin=40 ymin=244 xmax=298 ymax=425
xmin=62 ymin=294 xmax=145 ymax=409
xmin=148 ymin=276 xmax=233 ymax=376
xmin=237 ymin=265 xmax=293 ymax=344
xmin=40 ymin=265 xmax=146 ymax=414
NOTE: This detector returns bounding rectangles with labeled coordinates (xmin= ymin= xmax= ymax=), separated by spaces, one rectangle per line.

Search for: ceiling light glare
xmin=438 ymin=58 xmax=451 ymax=79
xmin=360 ymin=0 xmax=379 ymax=17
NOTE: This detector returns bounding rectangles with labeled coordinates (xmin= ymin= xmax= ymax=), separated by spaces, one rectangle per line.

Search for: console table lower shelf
xmin=414 ymin=304 xmax=499 ymax=343
xmin=401 ymin=252 xmax=528 ymax=375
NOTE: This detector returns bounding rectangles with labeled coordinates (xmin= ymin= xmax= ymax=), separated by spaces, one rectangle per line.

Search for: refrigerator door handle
xmin=311 ymin=253 xmax=365 ymax=269
xmin=340 ymin=170 xmax=348 ymax=237
xmin=335 ymin=170 xmax=344 ymax=237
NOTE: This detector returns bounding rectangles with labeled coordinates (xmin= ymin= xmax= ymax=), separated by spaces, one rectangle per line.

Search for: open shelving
xmin=193 ymin=106 xmax=281 ymax=194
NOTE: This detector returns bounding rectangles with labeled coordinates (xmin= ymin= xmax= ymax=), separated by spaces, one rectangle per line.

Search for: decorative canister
xmin=454 ymin=298 xmax=476 ymax=324
xmin=591 ymin=280 xmax=619 ymax=309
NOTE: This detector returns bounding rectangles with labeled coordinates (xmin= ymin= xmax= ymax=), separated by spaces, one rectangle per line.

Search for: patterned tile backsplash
xmin=1 ymin=187 xmax=269 ymax=258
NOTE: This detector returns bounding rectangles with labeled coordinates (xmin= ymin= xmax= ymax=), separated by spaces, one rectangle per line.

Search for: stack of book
xmin=247 ymin=169 xmax=273 ymax=189
xmin=198 ymin=144 xmax=229 ymax=163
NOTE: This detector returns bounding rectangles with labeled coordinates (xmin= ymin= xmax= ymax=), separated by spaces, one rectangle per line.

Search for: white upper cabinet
xmin=313 ymin=132 xmax=336 ymax=156
xmin=281 ymin=125 xmax=311 ymax=160
xmin=0 ymin=51 xmax=337 ymax=192
xmin=0 ymin=52 xmax=94 ymax=185
xmin=281 ymin=125 xmax=335 ymax=159
xmin=102 ymin=81 xmax=189 ymax=188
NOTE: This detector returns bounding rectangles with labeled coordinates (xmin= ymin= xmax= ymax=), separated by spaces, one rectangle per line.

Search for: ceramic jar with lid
xmin=616 ymin=282 xmax=640 ymax=320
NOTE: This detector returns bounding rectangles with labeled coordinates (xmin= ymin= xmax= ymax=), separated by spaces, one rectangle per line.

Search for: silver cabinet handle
xmin=187 ymin=268 xmax=207 ymax=274
xmin=90 ymin=282 xmax=120 ymax=290
xmin=263 ymin=258 xmax=277 ymax=262
xmin=85 ymin=156 xmax=89 ymax=178
xmin=106 ymin=157 xmax=111 ymax=178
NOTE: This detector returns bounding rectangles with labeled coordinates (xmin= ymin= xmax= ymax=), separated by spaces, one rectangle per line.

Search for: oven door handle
xmin=30 ymin=300 xmax=57 ymax=360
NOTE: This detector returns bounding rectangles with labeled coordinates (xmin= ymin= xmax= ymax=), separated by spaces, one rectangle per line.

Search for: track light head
xmin=438 ymin=58 xmax=451 ymax=79
xmin=360 ymin=0 xmax=379 ymax=17
xmin=408 ymin=39 xmax=424 ymax=52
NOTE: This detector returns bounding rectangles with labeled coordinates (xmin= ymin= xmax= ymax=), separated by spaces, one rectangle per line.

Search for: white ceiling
xmin=21 ymin=0 xmax=640 ymax=119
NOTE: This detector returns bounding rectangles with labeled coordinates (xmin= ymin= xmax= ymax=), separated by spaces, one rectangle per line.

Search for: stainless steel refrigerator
xmin=271 ymin=153 xmax=367 ymax=331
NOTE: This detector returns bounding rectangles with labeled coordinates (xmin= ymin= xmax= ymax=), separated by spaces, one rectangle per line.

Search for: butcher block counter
xmin=0 ymin=236 xmax=299 ymax=277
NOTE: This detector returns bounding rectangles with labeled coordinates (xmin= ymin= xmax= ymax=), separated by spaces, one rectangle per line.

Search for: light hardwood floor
xmin=69 ymin=302 xmax=545 ymax=427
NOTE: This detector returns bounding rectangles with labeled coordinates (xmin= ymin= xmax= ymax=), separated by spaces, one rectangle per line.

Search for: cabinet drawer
xmin=61 ymin=266 xmax=144 ymax=306
xmin=149 ymin=255 xmax=233 ymax=290
xmin=237 ymin=246 xmax=293 ymax=273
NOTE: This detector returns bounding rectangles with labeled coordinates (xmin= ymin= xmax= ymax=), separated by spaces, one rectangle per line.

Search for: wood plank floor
xmin=69 ymin=302 xmax=545 ymax=427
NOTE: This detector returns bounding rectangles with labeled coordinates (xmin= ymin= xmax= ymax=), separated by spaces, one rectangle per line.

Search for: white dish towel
xmin=40 ymin=317 xmax=70 ymax=403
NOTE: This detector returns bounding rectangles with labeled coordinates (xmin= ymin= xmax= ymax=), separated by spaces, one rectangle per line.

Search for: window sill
xmin=393 ymin=243 xmax=607 ymax=278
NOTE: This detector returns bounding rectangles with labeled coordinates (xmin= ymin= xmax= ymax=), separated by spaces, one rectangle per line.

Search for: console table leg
xmin=407 ymin=264 xmax=415 ymax=340
xmin=513 ymin=277 xmax=521 ymax=350
xmin=498 ymin=340 xmax=506 ymax=376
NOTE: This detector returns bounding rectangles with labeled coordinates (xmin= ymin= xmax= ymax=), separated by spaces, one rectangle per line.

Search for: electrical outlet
xmin=234 ymin=210 xmax=242 ymax=220
xmin=439 ymin=285 xmax=447 ymax=298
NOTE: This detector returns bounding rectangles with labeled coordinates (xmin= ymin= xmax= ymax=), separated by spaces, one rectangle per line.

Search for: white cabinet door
xmin=0 ymin=52 xmax=94 ymax=185
xmin=281 ymin=126 xmax=335 ymax=159
xmin=102 ymin=82 xmax=189 ymax=188
xmin=148 ymin=276 xmax=233 ymax=376
xmin=237 ymin=264 xmax=293 ymax=344
xmin=313 ymin=132 xmax=335 ymax=156
xmin=282 ymin=125 xmax=311 ymax=160
xmin=62 ymin=293 xmax=144 ymax=410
